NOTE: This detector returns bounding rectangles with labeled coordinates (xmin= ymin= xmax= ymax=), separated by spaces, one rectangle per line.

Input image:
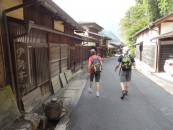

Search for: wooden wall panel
xmin=35 ymin=48 xmax=49 ymax=86
xmin=61 ymin=59 xmax=68 ymax=72
xmin=48 ymin=33 xmax=60 ymax=43
xmin=21 ymin=87 xmax=43 ymax=112
xmin=70 ymin=46 xmax=75 ymax=72
xmin=40 ymin=82 xmax=51 ymax=100
xmin=49 ymin=44 xmax=61 ymax=93
xmin=49 ymin=44 xmax=60 ymax=61
xmin=49 ymin=44 xmax=60 ymax=78
xmin=142 ymin=45 xmax=156 ymax=68
xmin=61 ymin=44 xmax=68 ymax=72
xmin=61 ymin=45 xmax=68 ymax=58
xmin=50 ymin=62 xmax=60 ymax=77
xmin=23 ymin=4 xmax=52 ymax=28
xmin=8 ymin=22 xmax=47 ymax=44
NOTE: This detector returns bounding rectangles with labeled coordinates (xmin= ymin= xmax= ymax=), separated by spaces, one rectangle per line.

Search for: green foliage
xmin=120 ymin=3 xmax=149 ymax=57
xmin=158 ymin=0 xmax=173 ymax=15
xmin=143 ymin=0 xmax=161 ymax=21
xmin=129 ymin=47 xmax=136 ymax=57
xmin=119 ymin=0 xmax=173 ymax=57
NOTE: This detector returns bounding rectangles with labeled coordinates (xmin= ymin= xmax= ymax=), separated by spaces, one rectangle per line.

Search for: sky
xmin=52 ymin=0 xmax=135 ymax=40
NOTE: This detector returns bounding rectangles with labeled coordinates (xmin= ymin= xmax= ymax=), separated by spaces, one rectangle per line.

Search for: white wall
xmin=161 ymin=22 xmax=173 ymax=34
xmin=136 ymin=26 xmax=159 ymax=45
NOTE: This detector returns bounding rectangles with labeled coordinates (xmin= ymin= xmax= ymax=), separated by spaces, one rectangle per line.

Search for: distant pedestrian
xmin=114 ymin=46 xmax=135 ymax=99
xmin=88 ymin=49 xmax=103 ymax=97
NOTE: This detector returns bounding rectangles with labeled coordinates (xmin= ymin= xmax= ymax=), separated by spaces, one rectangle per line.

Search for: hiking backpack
xmin=121 ymin=54 xmax=132 ymax=71
xmin=91 ymin=57 xmax=102 ymax=73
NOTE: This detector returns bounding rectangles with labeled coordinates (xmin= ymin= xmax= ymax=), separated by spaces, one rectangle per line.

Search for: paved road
xmin=67 ymin=57 xmax=173 ymax=130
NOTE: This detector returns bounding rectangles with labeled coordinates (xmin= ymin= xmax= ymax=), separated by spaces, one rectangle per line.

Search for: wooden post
xmin=156 ymin=40 xmax=161 ymax=72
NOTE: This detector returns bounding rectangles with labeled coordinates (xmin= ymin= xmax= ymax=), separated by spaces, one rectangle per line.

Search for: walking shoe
xmin=96 ymin=92 xmax=99 ymax=97
xmin=120 ymin=90 xmax=126 ymax=100
xmin=88 ymin=88 xmax=92 ymax=93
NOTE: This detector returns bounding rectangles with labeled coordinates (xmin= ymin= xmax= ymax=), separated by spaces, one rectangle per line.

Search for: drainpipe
xmin=2 ymin=0 xmax=48 ymax=111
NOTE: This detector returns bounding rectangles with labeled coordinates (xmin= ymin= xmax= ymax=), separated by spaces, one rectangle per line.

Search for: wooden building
xmin=77 ymin=22 xmax=104 ymax=56
xmin=0 ymin=0 xmax=87 ymax=122
xmin=134 ymin=12 xmax=173 ymax=72
xmin=99 ymin=30 xmax=122 ymax=57
xmin=100 ymin=36 xmax=111 ymax=57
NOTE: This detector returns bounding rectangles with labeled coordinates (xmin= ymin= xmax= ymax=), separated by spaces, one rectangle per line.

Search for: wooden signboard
xmin=15 ymin=43 xmax=29 ymax=83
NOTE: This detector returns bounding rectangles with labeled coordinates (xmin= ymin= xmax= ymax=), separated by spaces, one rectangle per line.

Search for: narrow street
xmin=67 ymin=57 xmax=173 ymax=130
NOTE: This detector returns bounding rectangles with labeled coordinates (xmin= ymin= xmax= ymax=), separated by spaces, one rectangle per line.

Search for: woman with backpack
xmin=88 ymin=49 xmax=103 ymax=97
xmin=114 ymin=46 xmax=136 ymax=99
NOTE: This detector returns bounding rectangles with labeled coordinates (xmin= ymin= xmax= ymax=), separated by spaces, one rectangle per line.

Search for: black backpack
xmin=91 ymin=57 xmax=102 ymax=73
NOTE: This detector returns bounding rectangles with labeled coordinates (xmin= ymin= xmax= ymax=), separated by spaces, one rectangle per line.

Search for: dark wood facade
xmin=78 ymin=22 xmax=105 ymax=56
xmin=0 ymin=0 xmax=92 ymax=120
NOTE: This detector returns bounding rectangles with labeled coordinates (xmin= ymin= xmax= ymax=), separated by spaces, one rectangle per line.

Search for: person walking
xmin=114 ymin=46 xmax=135 ymax=99
xmin=88 ymin=49 xmax=103 ymax=97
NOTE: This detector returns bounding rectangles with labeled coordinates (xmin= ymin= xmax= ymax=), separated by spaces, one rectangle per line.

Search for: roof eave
xmin=41 ymin=0 xmax=85 ymax=31
xmin=153 ymin=12 xmax=173 ymax=25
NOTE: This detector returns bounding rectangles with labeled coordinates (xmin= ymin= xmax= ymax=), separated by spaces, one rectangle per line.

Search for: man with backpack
xmin=114 ymin=46 xmax=135 ymax=99
xmin=88 ymin=49 xmax=103 ymax=97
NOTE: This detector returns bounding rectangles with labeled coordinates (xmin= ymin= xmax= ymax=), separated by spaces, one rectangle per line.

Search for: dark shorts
xmin=120 ymin=70 xmax=131 ymax=82
xmin=90 ymin=72 xmax=101 ymax=82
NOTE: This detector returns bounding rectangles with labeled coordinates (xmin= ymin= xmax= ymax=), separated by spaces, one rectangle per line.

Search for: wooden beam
xmin=163 ymin=20 xmax=173 ymax=23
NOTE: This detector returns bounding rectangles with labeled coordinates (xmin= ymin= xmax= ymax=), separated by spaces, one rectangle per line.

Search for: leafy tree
xmin=158 ymin=0 xmax=173 ymax=15
xmin=119 ymin=0 xmax=173 ymax=57
xmin=120 ymin=4 xmax=149 ymax=57
xmin=143 ymin=0 xmax=161 ymax=21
